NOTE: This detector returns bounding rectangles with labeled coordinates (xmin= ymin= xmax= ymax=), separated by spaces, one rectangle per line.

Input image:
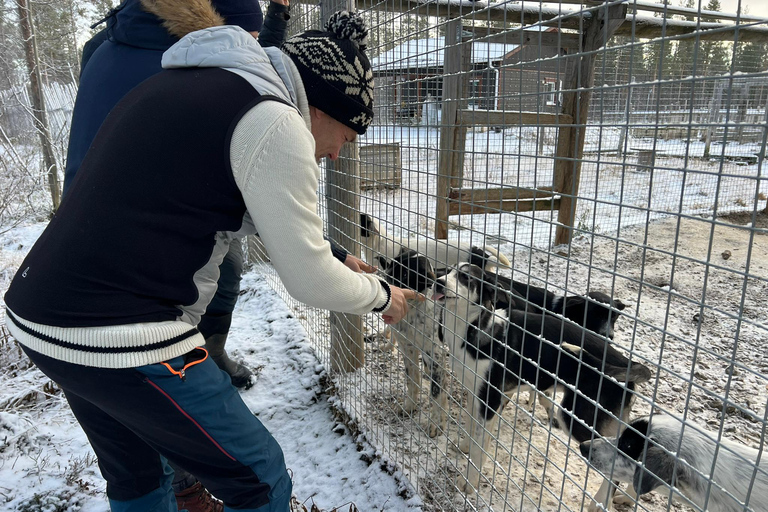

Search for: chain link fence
xmin=258 ymin=1 xmax=761 ymax=511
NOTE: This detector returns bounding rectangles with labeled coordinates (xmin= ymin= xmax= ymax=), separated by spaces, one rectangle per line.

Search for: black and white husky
xmin=433 ymin=263 xmax=652 ymax=493
xmin=359 ymin=213 xmax=511 ymax=271
xmin=580 ymin=414 xmax=768 ymax=512
xmin=493 ymin=274 xmax=626 ymax=340
xmin=362 ymin=212 xmax=511 ymax=347
xmin=382 ymin=250 xmax=447 ymax=437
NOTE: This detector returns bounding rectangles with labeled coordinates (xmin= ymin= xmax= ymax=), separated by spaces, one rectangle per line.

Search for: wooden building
xmin=370 ymin=28 xmax=571 ymax=125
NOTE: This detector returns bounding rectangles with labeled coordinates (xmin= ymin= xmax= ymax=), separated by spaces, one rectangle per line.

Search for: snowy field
xmin=0 ymin=123 xmax=766 ymax=511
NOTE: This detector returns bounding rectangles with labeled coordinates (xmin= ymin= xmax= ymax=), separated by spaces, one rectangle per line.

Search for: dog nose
xmin=579 ymin=441 xmax=591 ymax=458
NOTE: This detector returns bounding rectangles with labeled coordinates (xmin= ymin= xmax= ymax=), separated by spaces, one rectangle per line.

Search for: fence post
xmin=436 ymin=18 xmax=471 ymax=240
xmin=554 ymin=3 xmax=626 ymax=246
xmin=324 ymin=0 xmax=365 ymax=372
xmin=704 ymin=82 xmax=724 ymax=159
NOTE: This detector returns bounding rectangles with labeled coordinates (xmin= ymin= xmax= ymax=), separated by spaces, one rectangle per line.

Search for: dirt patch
xmin=719 ymin=208 xmax=768 ymax=231
xmin=358 ymin=214 xmax=768 ymax=511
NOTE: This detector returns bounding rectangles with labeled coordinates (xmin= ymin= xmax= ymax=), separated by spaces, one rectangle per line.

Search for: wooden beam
xmin=356 ymin=0 xmax=593 ymax=30
xmin=458 ymin=110 xmax=573 ymax=127
xmin=465 ymin=25 xmax=582 ymax=48
xmin=436 ymin=18 xmax=466 ymax=240
xmin=554 ymin=3 xmax=625 ymax=246
xmin=616 ymin=15 xmax=768 ymax=42
xmin=449 ymin=186 xmax=556 ymax=202
xmin=564 ymin=0 xmax=768 ymax=24
xmin=356 ymin=0 xmax=768 ymax=42
xmin=448 ymin=197 xmax=560 ymax=216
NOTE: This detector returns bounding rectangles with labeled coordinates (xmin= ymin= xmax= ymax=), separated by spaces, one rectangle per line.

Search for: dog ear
xmin=359 ymin=213 xmax=380 ymax=239
xmin=615 ymin=298 xmax=627 ymax=311
xmin=359 ymin=213 xmax=371 ymax=238
xmin=469 ymin=246 xmax=492 ymax=270
xmin=480 ymin=270 xmax=515 ymax=309
xmin=604 ymin=361 xmax=653 ymax=384
xmin=633 ymin=444 xmax=677 ymax=496
xmin=563 ymin=294 xmax=588 ymax=320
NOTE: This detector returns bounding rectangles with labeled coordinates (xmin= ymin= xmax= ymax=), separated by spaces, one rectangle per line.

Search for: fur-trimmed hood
xmin=107 ymin=0 xmax=224 ymax=51
xmin=140 ymin=0 xmax=224 ymax=39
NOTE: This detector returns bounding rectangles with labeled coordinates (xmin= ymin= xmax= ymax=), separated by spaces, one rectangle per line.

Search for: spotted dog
xmin=488 ymin=275 xmax=628 ymax=416
xmin=433 ymin=263 xmax=651 ymax=493
xmin=360 ymin=213 xmax=510 ymax=348
xmin=382 ymin=250 xmax=447 ymax=437
xmin=580 ymin=414 xmax=768 ymax=512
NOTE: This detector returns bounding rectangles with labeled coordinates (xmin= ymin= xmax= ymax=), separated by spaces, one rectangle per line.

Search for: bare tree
xmin=16 ymin=0 xmax=60 ymax=212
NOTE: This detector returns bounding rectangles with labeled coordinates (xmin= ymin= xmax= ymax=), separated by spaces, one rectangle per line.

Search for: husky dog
xmin=494 ymin=273 xmax=626 ymax=340
xmin=580 ymin=414 xmax=768 ymax=512
xmin=433 ymin=263 xmax=651 ymax=493
xmin=382 ymin=250 xmax=447 ymax=437
xmin=361 ymin=213 xmax=511 ymax=348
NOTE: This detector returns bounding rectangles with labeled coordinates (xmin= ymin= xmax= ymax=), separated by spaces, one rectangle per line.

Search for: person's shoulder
xmin=242 ymin=98 xmax=307 ymax=132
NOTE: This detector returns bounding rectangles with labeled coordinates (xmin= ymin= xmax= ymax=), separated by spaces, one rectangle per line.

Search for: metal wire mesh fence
xmin=248 ymin=1 xmax=768 ymax=510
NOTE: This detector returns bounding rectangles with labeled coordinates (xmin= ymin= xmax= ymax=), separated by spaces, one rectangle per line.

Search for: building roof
xmin=371 ymin=38 xmax=519 ymax=71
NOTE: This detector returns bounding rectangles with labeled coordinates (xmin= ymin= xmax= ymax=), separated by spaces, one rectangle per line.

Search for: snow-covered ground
xmin=0 ymin=224 xmax=419 ymax=511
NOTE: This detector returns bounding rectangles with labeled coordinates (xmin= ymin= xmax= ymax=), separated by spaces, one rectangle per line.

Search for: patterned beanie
xmin=282 ymin=11 xmax=374 ymax=134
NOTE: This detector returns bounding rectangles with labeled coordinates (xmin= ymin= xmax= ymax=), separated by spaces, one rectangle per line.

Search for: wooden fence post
xmin=554 ymin=3 xmax=626 ymax=246
xmin=325 ymin=0 xmax=365 ymax=372
xmin=436 ymin=18 xmax=471 ymax=239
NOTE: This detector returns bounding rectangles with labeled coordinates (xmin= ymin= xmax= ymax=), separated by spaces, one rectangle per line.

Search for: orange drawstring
xmin=160 ymin=348 xmax=209 ymax=380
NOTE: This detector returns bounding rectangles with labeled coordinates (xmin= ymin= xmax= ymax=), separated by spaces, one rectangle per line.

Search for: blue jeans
xmin=21 ymin=345 xmax=291 ymax=512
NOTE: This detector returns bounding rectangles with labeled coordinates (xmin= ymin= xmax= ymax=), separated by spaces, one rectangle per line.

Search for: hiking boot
xmin=204 ymin=333 xmax=254 ymax=389
xmin=175 ymin=482 xmax=224 ymax=512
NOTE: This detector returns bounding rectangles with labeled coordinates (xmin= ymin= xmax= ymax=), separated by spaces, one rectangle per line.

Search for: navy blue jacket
xmin=63 ymin=0 xmax=290 ymax=196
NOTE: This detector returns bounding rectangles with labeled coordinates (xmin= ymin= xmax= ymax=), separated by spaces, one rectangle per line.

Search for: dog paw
xmin=613 ymin=493 xmax=634 ymax=506
xmin=587 ymin=501 xmax=612 ymax=512
xmin=458 ymin=436 xmax=471 ymax=454
xmin=428 ymin=423 xmax=442 ymax=438
xmin=399 ymin=398 xmax=419 ymax=415
xmin=458 ymin=476 xmax=477 ymax=495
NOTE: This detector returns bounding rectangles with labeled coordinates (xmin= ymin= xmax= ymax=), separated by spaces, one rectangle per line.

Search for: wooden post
xmin=436 ymin=18 xmax=470 ymax=239
xmin=617 ymin=81 xmax=633 ymax=156
xmin=553 ymin=3 xmax=626 ymax=246
xmin=324 ymin=0 xmax=365 ymax=372
xmin=17 ymin=0 xmax=61 ymax=212
xmin=704 ymin=82 xmax=723 ymax=159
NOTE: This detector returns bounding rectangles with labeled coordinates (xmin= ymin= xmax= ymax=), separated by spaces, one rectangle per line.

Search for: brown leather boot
xmin=175 ymin=481 xmax=224 ymax=512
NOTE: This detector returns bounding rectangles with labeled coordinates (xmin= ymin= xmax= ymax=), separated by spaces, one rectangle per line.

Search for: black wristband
xmin=372 ymin=280 xmax=392 ymax=313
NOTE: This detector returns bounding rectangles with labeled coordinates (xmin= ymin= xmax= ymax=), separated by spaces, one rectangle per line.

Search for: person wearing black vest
xmin=4 ymin=9 xmax=419 ymax=512
xmin=66 ymin=0 xmax=295 ymax=398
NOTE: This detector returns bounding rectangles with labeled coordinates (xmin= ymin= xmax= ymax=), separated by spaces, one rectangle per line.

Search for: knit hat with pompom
xmin=281 ymin=11 xmax=374 ymax=134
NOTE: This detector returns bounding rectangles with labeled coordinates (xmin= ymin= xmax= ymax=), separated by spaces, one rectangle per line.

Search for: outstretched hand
xmin=382 ymin=286 xmax=426 ymax=325
xmin=343 ymin=254 xmax=376 ymax=274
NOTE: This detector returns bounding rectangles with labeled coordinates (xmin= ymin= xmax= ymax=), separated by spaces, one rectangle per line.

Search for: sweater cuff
xmin=372 ymin=280 xmax=392 ymax=313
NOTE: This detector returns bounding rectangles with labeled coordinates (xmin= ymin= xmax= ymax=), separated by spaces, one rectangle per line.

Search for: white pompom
xmin=325 ymin=10 xmax=369 ymax=50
